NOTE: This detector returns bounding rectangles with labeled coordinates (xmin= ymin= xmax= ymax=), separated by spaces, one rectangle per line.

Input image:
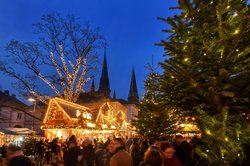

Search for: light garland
xmin=233 ymin=28 xmax=240 ymax=35
xmin=184 ymin=57 xmax=189 ymax=62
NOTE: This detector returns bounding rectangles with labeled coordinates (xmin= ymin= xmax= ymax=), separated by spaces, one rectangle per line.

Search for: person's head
xmin=82 ymin=137 xmax=92 ymax=147
xmin=149 ymin=145 xmax=160 ymax=151
xmin=108 ymin=138 xmax=125 ymax=153
xmin=160 ymin=141 xmax=175 ymax=159
xmin=97 ymin=143 xmax=103 ymax=149
xmin=7 ymin=144 xmax=23 ymax=159
xmin=69 ymin=135 xmax=76 ymax=141
xmin=68 ymin=140 xmax=77 ymax=148
xmin=144 ymin=149 xmax=162 ymax=166
xmin=132 ymin=137 xmax=139 ymax=144
xmin=39 ymin=138 xmax=44 ymax=143
xmin=175 ymin=134 xmax=184 ymax=143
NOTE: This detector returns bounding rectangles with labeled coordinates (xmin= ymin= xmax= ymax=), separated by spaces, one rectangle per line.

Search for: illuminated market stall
xmin=41 ymin=97 xmax=136 ymax=141
xmin=0 ymin=131 xmax=4 ymax=146
xmin=0 ymin=127 xmax=37 ymax=146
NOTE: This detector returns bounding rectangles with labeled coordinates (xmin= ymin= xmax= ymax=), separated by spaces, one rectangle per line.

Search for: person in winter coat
xmin=94 ymin=143 xmax=105 ymax=166
xmin=79 ymin=137 xmax=95 ymax=166
xmin=129 ymin=137 xmax=142 ymax=166
xmin=139 ymin=147 xmax=162 ymax=166
xmin=94 ymin=143 xmax=110 ymax=166
xmin=160 ymin=141 xmax=182 ymax=166
xmin=140 ymin=139 xmax=149 ymax=158
xmin=35 ymin=139 xmax=45 ymax=166
xmin=7 ymin=144 xmax=34 ymax=166
xmin=64 ymin=141 xmax=79 ymax=166
xmin=174 ymin=135 xmax=193 ymax=165
xmin=109 ymin=138 xmax=132 ymax=166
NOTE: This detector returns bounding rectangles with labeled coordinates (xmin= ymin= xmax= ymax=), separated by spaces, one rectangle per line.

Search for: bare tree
xmin=0 ymin=13 xmax=105 ymax=103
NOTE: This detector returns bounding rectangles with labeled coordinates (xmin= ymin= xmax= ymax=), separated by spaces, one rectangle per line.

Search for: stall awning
xmin=0 ymin=128 xmax=33 ymax=135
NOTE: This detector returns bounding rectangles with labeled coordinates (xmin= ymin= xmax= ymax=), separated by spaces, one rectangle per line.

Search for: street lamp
xmin=28 ymin=97 xmax=36 ymax=131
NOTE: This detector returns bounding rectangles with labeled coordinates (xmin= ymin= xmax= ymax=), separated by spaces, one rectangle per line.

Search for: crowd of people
xmin=1 ymin=134 xmax=248 ymax=166
xmin=0 ymin=134 xmax=204 ymax=166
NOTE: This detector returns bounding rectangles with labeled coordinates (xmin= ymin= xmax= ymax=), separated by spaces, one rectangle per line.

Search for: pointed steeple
xmin=113 ymin=90 xmax=116 ymax=99
xmin=91 ymin=80 xmax=95 ymax=92
xmin=128 ymin=66 xmax=139 ymax=104
xmin=98 ymin=48 xmax=111 ymax=97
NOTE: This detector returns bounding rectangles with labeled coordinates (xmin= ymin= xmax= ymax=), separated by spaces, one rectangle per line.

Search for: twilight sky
xmin=0 ymin=0 xmax=179 ymax=101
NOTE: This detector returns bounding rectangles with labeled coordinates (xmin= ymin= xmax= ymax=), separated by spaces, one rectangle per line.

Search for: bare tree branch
xmin=0 ymin=12 xmax=106 ymax=102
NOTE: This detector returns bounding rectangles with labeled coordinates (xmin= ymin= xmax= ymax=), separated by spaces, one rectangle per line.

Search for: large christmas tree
xmin=158 ymin=0 xmax=250 ymax=165
xmin=134 ymin=66 xmax=177 ymax=142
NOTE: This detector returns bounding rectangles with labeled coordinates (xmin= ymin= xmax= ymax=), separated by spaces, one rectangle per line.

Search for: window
xmin=14 ymin=125 xmax=22 ymax=128
xmin=17 ymin=113 xmax=22 ymax=119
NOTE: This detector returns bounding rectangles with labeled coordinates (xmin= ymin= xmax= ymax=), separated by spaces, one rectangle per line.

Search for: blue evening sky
xmin=0 ymin=0 xmax=179 ymax=101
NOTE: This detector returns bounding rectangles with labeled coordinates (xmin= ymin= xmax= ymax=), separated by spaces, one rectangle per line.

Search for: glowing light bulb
xmin=184 ymin=57 xmax=189 ymax=62
xmin=234 ymin=28 xmax=240 ymax=35
xmin=206 ymin=130 xmax=211 ymax=135
xmin=226 ymin=5 xmax=230 ymax=9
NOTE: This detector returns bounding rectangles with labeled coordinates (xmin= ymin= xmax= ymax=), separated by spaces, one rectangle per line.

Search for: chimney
xmin=4 ymin=90 xmax=9 ymax=96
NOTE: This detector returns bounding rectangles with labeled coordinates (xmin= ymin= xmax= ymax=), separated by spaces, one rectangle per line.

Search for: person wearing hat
xmin=7 ymin=144 xmax=33 ymax=166
xmin=108 ymin=138 xmax=132 ymax=166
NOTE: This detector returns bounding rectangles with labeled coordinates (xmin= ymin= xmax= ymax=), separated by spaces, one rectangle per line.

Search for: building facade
xmin=0 ymin=90 xmax=27 ymax=128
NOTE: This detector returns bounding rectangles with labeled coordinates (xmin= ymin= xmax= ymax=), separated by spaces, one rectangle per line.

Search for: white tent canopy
xmin=0 ymin=128 xmax=33 ymax=135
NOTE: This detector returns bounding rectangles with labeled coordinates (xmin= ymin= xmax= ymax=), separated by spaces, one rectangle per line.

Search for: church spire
xmin=91 ymin=80 xmax=95 ymax=92
xmin=98 ymin=48 xmax=111 ymax=97
xmin=113 ymin=90 xmax=116 ymax=99
xmin=128 ymin=66 xmax=139 ymax=104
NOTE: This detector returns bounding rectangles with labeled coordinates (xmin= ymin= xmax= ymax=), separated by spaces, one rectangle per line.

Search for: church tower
xmin=128 ymin=66 xmax=139 ymax=104
xmin=113 ymin=90 xmax=116 ymax=99
xmin=98 ymin=49 xmax=111 ymax=97
xmin=90 ymin=80 xmax=95 ymax=92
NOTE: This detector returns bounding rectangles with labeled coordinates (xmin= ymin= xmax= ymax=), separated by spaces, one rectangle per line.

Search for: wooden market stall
xmin=42 ymin=97 xmax=136 ymax=141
